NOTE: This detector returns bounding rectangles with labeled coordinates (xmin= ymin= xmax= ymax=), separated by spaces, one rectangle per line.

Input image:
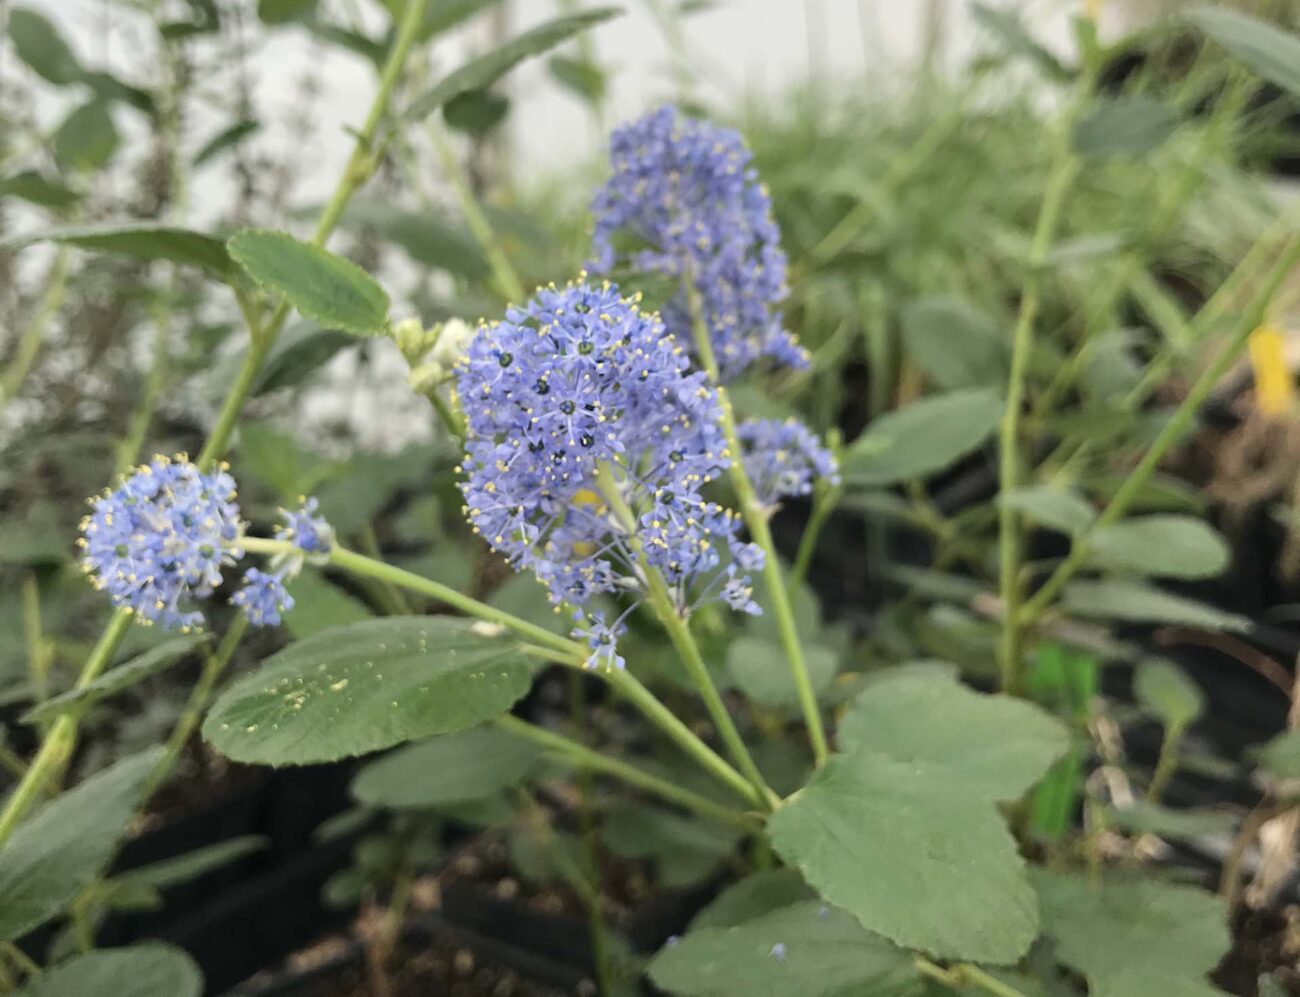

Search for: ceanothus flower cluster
xmin=739 ymin=418 xmax=840 ymax=507
xmin=456 ymin=280 xmax=764 ymax=670
xmin=589 ymin=105 xmax=807 ymax=381
xmin=79 ymin=454 xmax=330 ymax=631
xmin=79 ymin=455 xmax=244 ymax=631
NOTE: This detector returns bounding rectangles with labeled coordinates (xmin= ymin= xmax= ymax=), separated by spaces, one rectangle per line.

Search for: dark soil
xmin=246 ymin=928 xmax=580 ymax=997
xmin=1216 ymin=905 xmax=1300 ymax=996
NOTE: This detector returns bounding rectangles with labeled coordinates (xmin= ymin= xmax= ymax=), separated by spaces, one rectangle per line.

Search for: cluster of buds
xmin=393 ymin=317 xmax=476 ymax=396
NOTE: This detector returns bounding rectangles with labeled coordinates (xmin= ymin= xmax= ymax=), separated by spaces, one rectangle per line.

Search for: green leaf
xmin=22 ymin=634 xmax=210 ymax=726
xmin=351 ymin=726 xmax=538 ymax=809
xmin=379 ymin=0 xmax=503 ymax=42
xmin=769 ymin=671 xmax=1066 ymax=963
xmin=690 ymin=870 xmax=816 ymax=930
xmin=1073 ymin=96 xmax=1179 ymax=158
xmin=53 ymin=100 xmax=119 ymax=173
xmin=193 ymin=119 xmax=260 ymax=167
xmin=202 ymin=617 xmax=534 ymax=765
xmin=971 ymin=3 xmax=1070 ymax=79
xmin=548 ymin=55 xmax=606 ymax=103
xmin=602 ymin=803 xmax=740 ymax=888
xmin=1061 ymin=580 xmax=1250 ymax=632
xmin=283 ymin=571 xmax=372 ymax=640
xmin=404 ymin=8 xmax=622 ymax=123
xmin=443 ymin=89 xmax=510 ymax=135
xmin=1134 ymin=658 xmax=1205 ymax=731
xmin=0 ymin=170 xmax=80 ymax=209
xmin=1033 ymin=871 xmax=1229 ymax=997
xmin=0 ymin=222 xmax=237 ymax=281
xmin=899 ymin=296 xmax=1008 ymax=391
xmin=1088 ymin=515 xmax=1230 ymax=580
xmin=9 ymin=8 xmax=82 ymax=85
xmin=768 ymin=753 xmax=1040 ymax=964
xmin=725 ymin=636 xmax=836 ymax=707
xmin=1256 ymin=727 xmax=1300 ymax=780
xmin=250 ymin=325 xmax=359 ymax=395
xmin=837 ymin=669 xmax=1069 ymax=801
xmin=227 ymin=229 xmax=390 ymax=336
xmin=841 ymin=389 xmax=1002 ymax=487
xmin=258 ymin=0 xmax=317 ymax=24
xmin=0 ymin=748 xmax=162 ymax=940
xmin=343 ymin=198 xmax=488 ymax=278
xmin=1001 ymin=485 xmax=1095 ymax=537
xmin=648 ymin=901 xmax=921 ymax=997
xmin=15 ymin=944 xmax=201 ymax=997
xmin=117 ymin=836 xmax=267 ymax=889
xmin=82 ymin=72 xmax=155 ymax=113
xmin=1187 ymin=6 xmax=1300 ymax=98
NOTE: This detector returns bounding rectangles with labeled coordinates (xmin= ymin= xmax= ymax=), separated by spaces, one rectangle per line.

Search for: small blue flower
xmin=276 ymin=496 xmax=332 ymax=555
xmin=457 ymin=280 xmax=762 ymax=670
xmin=232 ymin=567 xmax=294 ymax=627
xmin=739 ymin=418 xmax=839 ymax=506
xmin=572 ymin=610 xmax=627 ymax=671
xmin=770 ymin=942 xmax=787 ymax=963
xmin=78 ymin=455 xmax=244 ymax=631
xmin=589 ymin=105 xmax=808 ymax=381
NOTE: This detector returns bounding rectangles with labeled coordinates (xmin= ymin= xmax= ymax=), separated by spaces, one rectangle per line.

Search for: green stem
xmin=144 ymin=618 xmax=248 ymax=798
xmin=914 ymin=958 xmax=1030 ymax=997
xmin=789 ymin=479 xmax=841 ymax=594
xmin=237 ymin=538 xmax=759 ymax=804
xmin=117 ymin=290 xmax=173 ymax=472
xmin=359 ymin=525 xmax=412 ymax=614
xmin=594 ymin=464 xmax=775 ymax=809
xmin=496 ymin=715 xmax=758 ymax=833
xmin=200 ymin=0 xmax=431 ymax=466
xmin=1146 ymin=726 xmax=1182 ymax=805
xmin=1021 ymin=230 xmax=1300 ymax=627
xmin=997 ymin=148 xmax=1080 ymax=696
xmin=0 ymin=611 xmax=133 ymax=845
xmin=1 ymin=247 xmax=70 ymax=405
xmin=0 ymin=943 xmax=41 ymax=982
xmin=685 ymin=285 xmax=829 ymax=767
xmin=430 ymin=124 xmax=526 ymax=303
xmin=21 ymin=574 xmax=50 ymax=706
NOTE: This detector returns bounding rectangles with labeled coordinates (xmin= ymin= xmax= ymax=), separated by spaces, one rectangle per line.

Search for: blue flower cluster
xmin=739 ymin=418 xmax=840 ymax=506
xmin=456 ymin=281 xmax=765 ymax=669
xmin=79 ymin=456 xmax=244 ymax=631
xmin=589 ymin=105 xmax=807 ymax=381
xmin=79 ymin=455 xmax=329 ymax=632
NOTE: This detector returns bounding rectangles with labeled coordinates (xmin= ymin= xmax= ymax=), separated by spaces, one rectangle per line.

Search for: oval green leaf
xmin=9 ymin=8 xmax=83 ymax=85
xmin=1089 ymin=515 xmax=1230 ymax=580
xmin=1188 ymin=6 xmax=1300 ymax=98
xmin=351 ymin=725 xmax=539 ymax=809
xmin=22 ymin=634 xmax=210 ymax=726
xmin=16 ymin=944 xmax=201 ymax=997
xmin=842 ymin=388 xmax=1003 ymax=487
xmin=202 ymin=617 xmax=534 ymax=765
xmin=227 ymin=229 xmax=390 ymax=336
xmin=0 ymin=748 xmax=162 ymax=940
xmin=404 ymin=8 xmax=622 ymax=122
xmin=1133 ymin=658 xmax=1205 ymax=732
xmin=0 ymin=222 xmax=237 ymax=281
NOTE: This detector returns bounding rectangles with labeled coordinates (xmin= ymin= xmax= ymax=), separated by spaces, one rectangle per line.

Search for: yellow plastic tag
xmin=1249 ymin=324 xmax=1294 ymax=416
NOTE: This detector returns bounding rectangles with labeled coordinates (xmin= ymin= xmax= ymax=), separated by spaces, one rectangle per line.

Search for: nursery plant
xmin=5 ymin=2 xmax=1300 ymax=997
